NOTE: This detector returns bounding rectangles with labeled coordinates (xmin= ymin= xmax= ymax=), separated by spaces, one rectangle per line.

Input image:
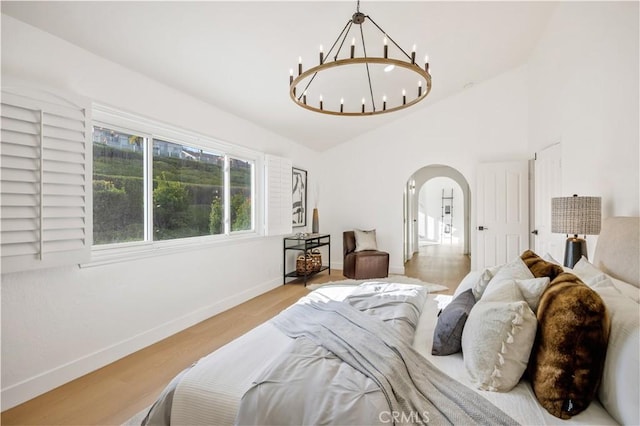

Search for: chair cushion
xmin=354 ymin=229 xmax=378 ymax=251
xmin=346 ymin=250 xmax=389 ymax=280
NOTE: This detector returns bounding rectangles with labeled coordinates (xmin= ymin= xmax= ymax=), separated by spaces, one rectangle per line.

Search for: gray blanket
xmin=236 ymin=284 xmax=518 ymax=426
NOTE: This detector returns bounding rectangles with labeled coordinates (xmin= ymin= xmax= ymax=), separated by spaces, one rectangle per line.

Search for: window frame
xmin=86 ymin=105 xmax=263 ymax=267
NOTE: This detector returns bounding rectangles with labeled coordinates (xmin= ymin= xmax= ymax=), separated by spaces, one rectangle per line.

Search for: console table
xmin=283 ymin=233 xmax=331 ymax=285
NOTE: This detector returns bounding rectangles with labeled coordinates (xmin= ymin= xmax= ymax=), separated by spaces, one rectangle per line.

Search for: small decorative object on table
xmin=311 ymin=248 xmax=322 ymax=271
xmin=312 ymin=208 xmax=319 ymax=233
xmin=296 ymin=253 xmax=315 ymax=276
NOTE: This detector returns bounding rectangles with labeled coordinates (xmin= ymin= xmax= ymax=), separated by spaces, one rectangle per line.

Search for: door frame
xmin=404 ymin=165 xmax=471 ymax=262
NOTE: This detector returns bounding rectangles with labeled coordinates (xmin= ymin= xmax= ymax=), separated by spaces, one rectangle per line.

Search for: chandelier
xmin=289 ymin=1 xmax=431 ymax=116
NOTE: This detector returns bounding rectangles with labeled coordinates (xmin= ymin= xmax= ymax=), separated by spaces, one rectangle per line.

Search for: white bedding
xmin=164 ymin=284 xmax=618 ymax=426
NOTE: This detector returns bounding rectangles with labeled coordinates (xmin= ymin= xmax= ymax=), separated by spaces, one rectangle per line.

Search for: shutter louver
xmin=264 ymin=154 xmax=292 ymax=236
xmin=1 ymin=87 xmax=91 ymax=273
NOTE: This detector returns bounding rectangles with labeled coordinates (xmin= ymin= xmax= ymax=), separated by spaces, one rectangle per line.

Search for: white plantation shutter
xmin=1 ymin=86 xmax=91 ymax=273
xmin=264 ymin=154 xmax=292 ymax=236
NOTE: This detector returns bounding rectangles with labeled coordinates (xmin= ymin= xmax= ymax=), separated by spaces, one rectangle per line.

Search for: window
xmin=93 ymin=126 xmax=144 ymax=244
xmin=92 ymin=109 xmax=257 ymax=249
xmin=229 ymin=157 xmax=254 ymax=232
xmin=152 ymin=139 xmax=224 ymax=240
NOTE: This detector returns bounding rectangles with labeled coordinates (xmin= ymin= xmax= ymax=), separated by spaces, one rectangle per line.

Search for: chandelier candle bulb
xmin=351 ymin=37 xmax=355 ymax=58
xmin=289 ymin=69 xmax=293 ymax=85
xmin=319 ymin=45 xmax=324 ymax=64
xmin=411 ymin=44 xmax=416 ymax=64
xmin=361 ymin=97 xmax=365 ymax=113
xmin=418 ymin=81 xmax=422 ymax=97
xmin=402 ymin=89 xmax=406 ymax=105
xmin=425 ymin=55 xmax=430 ymax=73
xmin=383 ymin=95 xmax=387 ymax=111
xmin=383 ymin=37 xmax=388 ymax=58
xmin=298 ymin=56 xmax=302 ymax=75
xmin=319 ymin=95 xmax=323 ymax=110
xmin=340 ymin=97 xmax=344 ymax=113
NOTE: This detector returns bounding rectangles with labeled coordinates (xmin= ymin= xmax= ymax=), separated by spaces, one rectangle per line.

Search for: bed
xmin=143 ymin=217 xmax=639 ymax=425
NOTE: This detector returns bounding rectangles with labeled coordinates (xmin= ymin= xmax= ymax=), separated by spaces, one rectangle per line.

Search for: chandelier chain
xmin=359 ymin=22 xmax=377 ymax=112
xmin=366 ymin=15 xmax=413 ymax=62
xmin=334 ymin=20 xmax=354 ymax=62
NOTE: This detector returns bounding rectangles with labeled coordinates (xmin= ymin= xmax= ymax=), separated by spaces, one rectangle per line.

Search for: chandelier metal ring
xmin=290 ymin=58 xmax=432 ymax=116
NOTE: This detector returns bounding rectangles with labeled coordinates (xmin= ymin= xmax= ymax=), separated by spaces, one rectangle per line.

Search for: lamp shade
xmin=551 ymin=196 xmax=602 ymax=236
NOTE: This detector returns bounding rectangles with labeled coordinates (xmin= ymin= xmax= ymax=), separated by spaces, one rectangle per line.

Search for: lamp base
xmin=564 ymin=237 xmax=587 ymax=269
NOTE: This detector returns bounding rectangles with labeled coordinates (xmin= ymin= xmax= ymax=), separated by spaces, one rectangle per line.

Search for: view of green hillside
xmin=93 ymin=143 xmax=252 ymax=244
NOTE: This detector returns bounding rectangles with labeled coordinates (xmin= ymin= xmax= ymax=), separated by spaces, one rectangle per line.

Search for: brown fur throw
xmin=520 ymin=250 xmax=564 ymax=280
xmin=528 ymin=272 xmax=610 ymax=419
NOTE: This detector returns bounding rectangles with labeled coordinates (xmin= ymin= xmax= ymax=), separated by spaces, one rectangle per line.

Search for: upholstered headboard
xmin=593 ymin=217 xmax=640 ymax=288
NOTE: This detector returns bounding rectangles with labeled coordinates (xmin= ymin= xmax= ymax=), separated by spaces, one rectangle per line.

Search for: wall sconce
xmin=409 ymin=180 xmax=416 ymax=194
xmin=551 ymin=194 xmax=602 ymax=268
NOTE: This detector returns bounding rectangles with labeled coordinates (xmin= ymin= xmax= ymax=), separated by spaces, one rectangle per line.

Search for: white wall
xmin=0 ymin=15 xmax=317 ymax=409
xmin=527 ymin=2 xmax=639 ymax=219
xmin=320 ymin=65 xmax=531 ymax=273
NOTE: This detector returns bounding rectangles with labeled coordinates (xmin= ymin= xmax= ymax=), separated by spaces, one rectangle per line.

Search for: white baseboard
xmin=0 ymin=278 xmax=281 ymax=411
xmin=389 ymin=265 xmax=405 ymax=275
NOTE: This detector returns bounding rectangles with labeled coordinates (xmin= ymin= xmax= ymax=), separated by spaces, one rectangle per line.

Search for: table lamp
xmin=551 ymin=194 xmax=601 ymax=268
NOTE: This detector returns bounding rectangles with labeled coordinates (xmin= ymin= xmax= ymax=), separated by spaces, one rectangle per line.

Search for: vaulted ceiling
xmin=2 ymin=1 xmax=556 ymax=151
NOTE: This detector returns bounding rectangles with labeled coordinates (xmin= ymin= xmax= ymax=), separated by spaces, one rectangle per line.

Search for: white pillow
xmin=572 ymin=256 xmax=603 ymax=280
xmin=453 ymin=266 xmax=500 ymax=300
xmin=453 ymin=270 xmax=482 ymax=298
xmin=475 ymin=257 xmax=533 ymax=300
xmin=610 ymin=277 xmax=640 ymax=304
xmin=542 ymin=252 xmax=561 ymax=265
xmin=483 ymin=277 xmax=550 ymax=312
xmin=461 ymin=298 xmax=537 ymax=392
xmin=584 ymin=273 xmax=620 ymax=293
xmin=542 ymin=252 xmax=576 ymax=272
xmin=594 ymin=286 xmax=640 ymax=426
xmin=575 ymin=257 xmax=640 ymax=303
xmin=354 ymin=229 xmax=377 ymax=252
xmin=470 ymin=264 xmax=502 ymax=300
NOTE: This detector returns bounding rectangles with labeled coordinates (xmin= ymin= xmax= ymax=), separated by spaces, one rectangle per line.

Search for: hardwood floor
xmin=2 ymin=244 xmax=469 ymax=425
xmin=405 ymin=243 xmax=470 ymax=295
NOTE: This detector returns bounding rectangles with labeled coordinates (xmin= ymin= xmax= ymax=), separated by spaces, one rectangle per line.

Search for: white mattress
xmin=169 ymin=284 xmax=617 ymax=425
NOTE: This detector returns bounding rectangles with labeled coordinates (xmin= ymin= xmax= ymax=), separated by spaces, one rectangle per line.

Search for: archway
xmin=404 ymin=165 xmax=471 ymax=262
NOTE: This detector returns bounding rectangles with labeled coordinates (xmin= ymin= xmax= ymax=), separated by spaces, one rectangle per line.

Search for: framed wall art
xmin=292 ymin=167 xmax=307 ymax=227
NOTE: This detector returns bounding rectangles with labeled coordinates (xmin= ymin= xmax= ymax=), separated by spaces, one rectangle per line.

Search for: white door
xmin=476 ymin=161 xmax=530 ymax=269
xmin=534 ymin=143 xmax=564 ymax=260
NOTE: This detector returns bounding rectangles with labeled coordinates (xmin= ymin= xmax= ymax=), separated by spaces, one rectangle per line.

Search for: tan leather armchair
xmin=343 ymin=231 xmax=389 ymax=279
